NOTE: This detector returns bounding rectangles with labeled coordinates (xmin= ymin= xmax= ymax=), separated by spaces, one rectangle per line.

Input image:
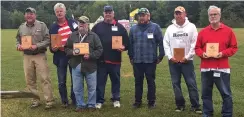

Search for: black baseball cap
xmin=104 ymin=5 xmax=113 ymax=12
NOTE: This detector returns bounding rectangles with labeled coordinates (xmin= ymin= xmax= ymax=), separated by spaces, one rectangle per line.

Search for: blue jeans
xmin=72 ymin=63 xmax=97 ymax=108
xmin=53 ymin=52 xmax=75 ymax=104
xmin=168 ymin=60 xmax=200 ymax=108
xmin=96 ymin=62 xmax=121 ymax=103
xmin=201 ymin=71 xmax=232 ymax=117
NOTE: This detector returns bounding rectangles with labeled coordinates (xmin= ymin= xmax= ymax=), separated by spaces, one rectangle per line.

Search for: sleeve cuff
xmin=167 ymin=55 xmax=172 ymax=60
xmin=185 ymin=55 xmax=190 ymax=60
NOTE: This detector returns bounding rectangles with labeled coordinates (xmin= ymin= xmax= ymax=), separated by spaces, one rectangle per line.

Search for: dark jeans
xmin=168 ymin=60 xmax=200 ymax=108
xmin=133 ymin=63 xmax=156 ymax=103
xmin=53 ymin=52 xmax=76 ymax=104
xmin=201 ymin=71 xmax=232 ymax=117
xmin=96 ymin=62 xmax=121 ymax=103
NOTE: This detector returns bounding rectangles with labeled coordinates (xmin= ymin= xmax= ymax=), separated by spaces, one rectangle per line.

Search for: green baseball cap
xmin=138 ymin=8 xmax=150 ymax=15
xmin=77 ymin=16 xmax=90 ymax=23
xmin=25 ymin=7 xmax=36 ymax=14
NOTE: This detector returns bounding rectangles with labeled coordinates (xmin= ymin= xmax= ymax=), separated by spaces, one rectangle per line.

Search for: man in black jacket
xmin=64 ymin=16 xmax=103 ymax=112
xmin=92 ymin=5 xmax=129 ymax=109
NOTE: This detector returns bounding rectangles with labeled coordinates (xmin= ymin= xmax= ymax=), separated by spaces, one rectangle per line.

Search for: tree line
xmin=1 ymin=1 xmax=244 ymax=29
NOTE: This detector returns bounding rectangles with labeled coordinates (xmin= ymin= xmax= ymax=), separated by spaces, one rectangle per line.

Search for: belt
xmin=24 ymin=52 xmax=44 ymax=55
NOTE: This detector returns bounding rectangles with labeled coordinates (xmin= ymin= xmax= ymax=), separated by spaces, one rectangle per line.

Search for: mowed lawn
xmin=1 ymin=29 xmax=244 ymax=117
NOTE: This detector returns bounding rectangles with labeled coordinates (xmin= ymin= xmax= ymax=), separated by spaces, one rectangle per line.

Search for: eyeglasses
xmin=209 ymin=13 xmax=219 ymax=17
xmin=78 ymin=22 xmax=86 ymax=25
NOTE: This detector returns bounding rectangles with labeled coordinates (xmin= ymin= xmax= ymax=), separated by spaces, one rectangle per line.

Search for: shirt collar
xmin=77 ymin=31 xmax=90 ymax=37
xmin=208 ymin=22 xmax=223 ymax=31
xmin=25 ymin=20 xmax=37 ymax=27
xmin=58 ymin=19 xmax=68 ymax=27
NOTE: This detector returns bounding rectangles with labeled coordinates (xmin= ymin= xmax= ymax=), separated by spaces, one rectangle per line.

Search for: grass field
xmin=1 ymin=29 xmax=244 ymax=117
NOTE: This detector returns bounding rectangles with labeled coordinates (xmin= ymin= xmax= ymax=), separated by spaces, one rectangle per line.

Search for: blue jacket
xmin=128 ymin=22 xmax=165 ymax=63
xmin=49 ymin=18 xmax=78 ymax=65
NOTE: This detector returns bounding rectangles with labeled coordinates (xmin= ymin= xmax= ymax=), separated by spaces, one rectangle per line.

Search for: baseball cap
xmin=104 ymin=5 xmax=113 ymax=12
xmin=138 ymin=8 xmax=150 ymax=15
xmin=77 ymin=16 xmax=90 ymax=23
xmin=174 ymin=6 xmax=186 ymax=12
xmin=25 ymin=7 xmax=36 ymax=14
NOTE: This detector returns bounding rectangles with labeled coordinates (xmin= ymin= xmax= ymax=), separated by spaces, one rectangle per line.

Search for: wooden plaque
xmin=21 ymin=36 xmax=32 ymax=49
xmin=173 ymin=48 xmax=185 ymax=61
xmin=51 ymin=34 xmax=62 ymax=48
xmin=206 ymin=43 xmax=219 ymax=57
xmin=73 ymin=43 xmax=89 ymax=55
xmin=112 ymin=36 xmax=122 ymax=49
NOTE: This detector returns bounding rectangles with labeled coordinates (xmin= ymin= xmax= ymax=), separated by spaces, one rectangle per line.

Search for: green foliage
xmin=9 ymin=10 xmax=24 ymax=28
xmin=1 ymin=1 xmax=244 ymax=28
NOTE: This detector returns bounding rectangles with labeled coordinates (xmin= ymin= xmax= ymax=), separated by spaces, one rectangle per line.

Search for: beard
xmin=78 ymin=27 xmax=88 ymax=35
xmin=139 ymin=20 xmax=149 ymax=24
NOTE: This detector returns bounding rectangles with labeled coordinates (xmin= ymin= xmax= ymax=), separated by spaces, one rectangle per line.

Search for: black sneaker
xmin=175 ymin=107 xmax=185 ymax=112
xmin=132 ymin=102 xmax=141 ymax=108
xmin=148 ymin=101 xmax=156 ymax=109
xmin=61 ymin=103 xmax=68 ymax=108
xmin=191 ymin=108 xmax=202 ymax=114
xmin=148 ymin=103 xmax=156 ymax=109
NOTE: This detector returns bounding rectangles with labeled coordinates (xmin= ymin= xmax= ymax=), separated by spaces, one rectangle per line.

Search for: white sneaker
xmin=95 ymin=103 xmax=102 ymax=109
xmin=113 ymin=101 xmax=120 ymax=108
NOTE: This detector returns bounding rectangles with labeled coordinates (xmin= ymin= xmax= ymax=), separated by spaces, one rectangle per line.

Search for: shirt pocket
xmin=33 ymin=28 xmax=43 ymax=43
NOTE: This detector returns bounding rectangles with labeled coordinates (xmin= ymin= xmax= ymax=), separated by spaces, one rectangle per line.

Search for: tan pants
xmin=23 ymin=53 xmax=54 ymax=104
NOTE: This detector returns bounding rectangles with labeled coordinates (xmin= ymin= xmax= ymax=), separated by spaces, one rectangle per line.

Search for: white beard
xmin=79 ymin=28 xmax=88 ymax=35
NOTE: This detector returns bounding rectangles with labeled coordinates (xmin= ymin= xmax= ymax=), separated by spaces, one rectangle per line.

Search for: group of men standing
xmin=16 ymin=2 xmax=237 ymax=117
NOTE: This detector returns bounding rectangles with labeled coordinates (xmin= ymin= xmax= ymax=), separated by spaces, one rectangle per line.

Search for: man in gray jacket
xmin=64 ymin=16 xmax=103 ymax=112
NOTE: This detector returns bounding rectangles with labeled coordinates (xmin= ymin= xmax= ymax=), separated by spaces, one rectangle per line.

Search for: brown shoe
xmin=88 ymin=108 xmax=96 ymax=112
xmin=75 ymin=107 xmax=83 ymax=112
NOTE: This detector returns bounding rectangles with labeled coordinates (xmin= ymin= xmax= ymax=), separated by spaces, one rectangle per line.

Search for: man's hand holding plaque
xmin=173 ymin=48 xmax=185 ymax=62
xmin=21 ymin=36 xmax=32 ymax=50
xmin=206 ymin=43 xmax=219 ymax=58
xmin=51 ymin=34 xmax=62 ymax=51
xmin=73 ymin=43 xmax=89 ymax=55
xmin=112 ymin=36 xmax=123 ymax=51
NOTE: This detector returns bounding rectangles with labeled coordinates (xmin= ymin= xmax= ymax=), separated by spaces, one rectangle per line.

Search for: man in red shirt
xmin=49 ymin=3 xmax=78 ymax=107
xmin=195 ymin=5 xmax=238 ymax=117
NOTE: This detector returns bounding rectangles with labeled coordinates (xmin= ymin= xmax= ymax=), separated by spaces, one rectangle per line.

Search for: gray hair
xmin=208 ymin=5 xmax=221 ymax=14
xmin=54 ymin=3 xmax=66 ymax=12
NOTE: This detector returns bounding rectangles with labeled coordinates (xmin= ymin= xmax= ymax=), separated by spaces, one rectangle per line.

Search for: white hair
xmin=54 ymin=3 xmax=66 ymax=12
xmin=208 ymin=5 xmax=221 ymax=15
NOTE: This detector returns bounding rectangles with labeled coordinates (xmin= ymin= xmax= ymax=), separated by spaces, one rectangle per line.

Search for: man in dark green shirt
xmin=64 ymin=16 xmax=103 ymax=112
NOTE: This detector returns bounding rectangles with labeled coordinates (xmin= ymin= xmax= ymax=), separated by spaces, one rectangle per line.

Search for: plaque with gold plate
xmin=206 ymin=43 xmax=219 ymax=57
xmin=112 ymin=36 xmax=122 ymax=49
xmin=51 ymin=34 xmax=62 ymax=48
xmin=73 ymin=43 xmax=89 ymax=55
xmin=21 ymin=36 xmax=32 ymax=49
xmin=173 ymin=48 xmax=185 ymax=61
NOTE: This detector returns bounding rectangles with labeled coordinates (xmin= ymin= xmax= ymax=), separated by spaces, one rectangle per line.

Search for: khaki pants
xmin=23 ymin=53 xmax=54 ymax=104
